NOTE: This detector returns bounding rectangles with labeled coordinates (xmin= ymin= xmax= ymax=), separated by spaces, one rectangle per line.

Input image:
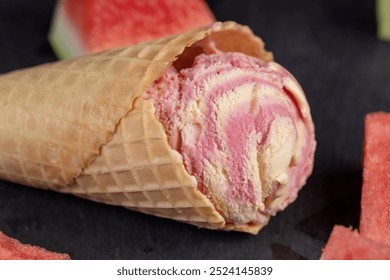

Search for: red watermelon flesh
xmin=50 ymin=0 xmax=215 ymax=59
xmin=321 ymin=225 xmax=390 ymax=260
xmin=0 ymin=232 xmax=70 ymax=260
xmin=360 ymin=112 xmax=390 ymax=245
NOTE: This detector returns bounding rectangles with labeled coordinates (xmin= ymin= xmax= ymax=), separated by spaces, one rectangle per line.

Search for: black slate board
xmin=0 ymin=0 xmax=389 ymax=259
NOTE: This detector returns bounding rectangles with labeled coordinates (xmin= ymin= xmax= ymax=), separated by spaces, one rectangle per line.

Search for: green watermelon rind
xmin=377 ymin=0 xmax=390 ymax=41
xmin=49 ymin=3 xmax=86 ymax=60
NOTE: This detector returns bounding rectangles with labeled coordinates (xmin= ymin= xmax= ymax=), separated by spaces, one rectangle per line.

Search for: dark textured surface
xmin=0 ymin=0 xmax=388 ymax=259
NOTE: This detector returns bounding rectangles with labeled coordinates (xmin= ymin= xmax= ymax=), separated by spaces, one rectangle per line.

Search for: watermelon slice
xmin=49 ymin=0 xmax=215 ymax=59
xmin=360 ymin=112 xmax=390 ymax=245
xmin=321 ymin=225 xmax=390 ymax=260
xmin=0 ymin=232 xmax=70 ymax=260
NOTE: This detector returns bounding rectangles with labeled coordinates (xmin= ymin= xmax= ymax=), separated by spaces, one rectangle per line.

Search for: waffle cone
xmin=0 ymin=21 xmax=272 ymax=234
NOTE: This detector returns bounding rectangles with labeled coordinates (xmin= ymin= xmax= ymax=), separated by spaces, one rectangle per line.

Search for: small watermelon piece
xmin=360 ymin=112 xmax=390 ymax=245
xmin=321 ymin=225 xmax=390 ymax=260
xmin=0 ymin=232 xmax=70 ymax=260
xmin=49 ymin=0 xmax=215 ymax=59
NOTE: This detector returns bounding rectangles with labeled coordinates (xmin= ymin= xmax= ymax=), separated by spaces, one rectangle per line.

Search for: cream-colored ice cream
xmin=146 ymin=52 xmax=315 ymax=226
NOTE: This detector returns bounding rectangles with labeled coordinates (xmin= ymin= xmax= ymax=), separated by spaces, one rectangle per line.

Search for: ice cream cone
xmin=0 ymin=22 xmax=273 ymax=233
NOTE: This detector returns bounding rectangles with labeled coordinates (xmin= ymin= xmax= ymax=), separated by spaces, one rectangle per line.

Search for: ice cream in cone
xmin=0 ymin=22 xmax=315 ymax=234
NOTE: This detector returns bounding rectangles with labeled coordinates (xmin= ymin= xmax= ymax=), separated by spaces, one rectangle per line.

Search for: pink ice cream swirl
xmin=145 ymin=52 xmax=315 ymax=227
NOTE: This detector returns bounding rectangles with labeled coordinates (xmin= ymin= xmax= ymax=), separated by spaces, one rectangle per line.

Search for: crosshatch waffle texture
xmin=72 ymin=98 xmax=226 ymax=229
xmin=0 ymin=21 xmax=272 ymax=233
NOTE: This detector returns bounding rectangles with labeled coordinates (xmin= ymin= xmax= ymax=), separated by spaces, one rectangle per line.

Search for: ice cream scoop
xmin=146 ymin=51 xmax=315 ymax=227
